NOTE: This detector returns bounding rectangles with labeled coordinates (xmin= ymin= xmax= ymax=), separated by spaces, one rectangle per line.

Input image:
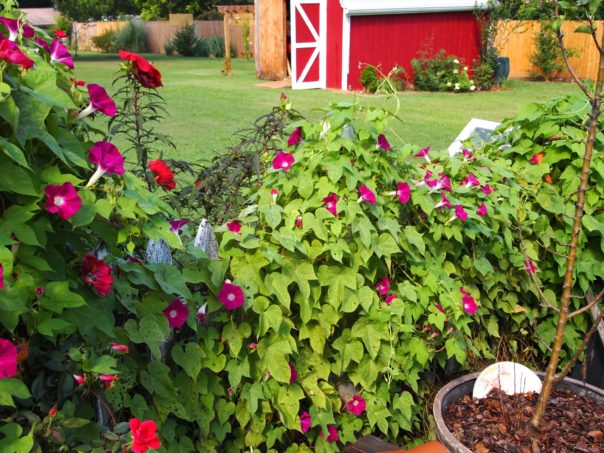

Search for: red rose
xmin=130 ymin=418 xmax=161 ymax=453
xmin=81 ymin=253 xmax=114 ymax=296
xmin=54 ymin=29 xmax=68 ymax=39
xmin=148 ymin=160 xmax=176 ymax=191
xmin=119 ymin=50 xmax=163 ymax=89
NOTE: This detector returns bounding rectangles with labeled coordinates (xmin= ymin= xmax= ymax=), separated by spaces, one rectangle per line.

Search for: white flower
xmin=447 ymin=81 xmax=452 ymax=87
xmin=470 ymin=85 xmax=476 ymax=91
xmin=470 ymin=79 xmax=474 ymax=84
xmin=454 ymin=83 xmax=460 ymax=90
xmin=453 ymin=59 xmax=460 ymax=64
xmin=463 ymin=66 xmax=468 ymax=71
xmin=452 ymin=68 xmax=458 ymax=74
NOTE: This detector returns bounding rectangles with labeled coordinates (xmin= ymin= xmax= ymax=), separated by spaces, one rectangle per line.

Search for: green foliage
xmin=472 ymin=62 xmax=495 ymax=91
xmin=411 ymin=50 xmax=476 ymax=92
xmin=170 ymin=24 xmax=200 ymax=57
xmin=114 ymin=20 xmax=148 ymax=53
xmin=164 ymin=41 xmax=175 ymax=56
xmin=360 ymin=65 xmax=378 ymax=93
xmin=92 ymin=29 xmax=118 ymax=53
xmin=529 ymin=23 xmax=566 ymax=80
xmin=197 ymin=36 xmax=227 ymax=58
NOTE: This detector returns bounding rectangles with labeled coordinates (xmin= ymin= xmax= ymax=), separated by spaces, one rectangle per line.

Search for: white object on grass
xmin=473 ymin=361 xmax=542 ymax=399
xmin=448 ymin=118 xmax=502 ymax=156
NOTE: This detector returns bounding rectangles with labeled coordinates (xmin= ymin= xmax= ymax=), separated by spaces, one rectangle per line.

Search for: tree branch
xmin=569 ymin=288 xmax=604 ymax=319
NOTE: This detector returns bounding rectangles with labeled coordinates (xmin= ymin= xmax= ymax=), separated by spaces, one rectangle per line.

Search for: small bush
xmin=164 ymin=41 xmax=175 ymax=56
xmin=92 ymin=29 xmax=117 ymax=53
xmin=360 ymin=65 xmax=378 ymax=93
xmin=472 ymin=62 xmax=495 ymax=91
xmin=411 ymin=50 xmax=475 ymax=92
xmin=379 ymin=65 xmax=408 ymax=93
xmin=171 ymin=24 xmax=200 ymax=56
xmin=198 ymin=36 xmax=226 ymax=58
xmin=530 ymin=23 xmax=565 ymax=80
xmin=114 ymin=20 xmax=148 ymax=53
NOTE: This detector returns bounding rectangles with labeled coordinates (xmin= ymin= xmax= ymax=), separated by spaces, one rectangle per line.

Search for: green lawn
xmin=74 ymin=53 xmax=579 ymax=161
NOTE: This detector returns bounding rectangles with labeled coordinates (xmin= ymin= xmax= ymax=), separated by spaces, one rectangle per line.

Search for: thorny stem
xmin=530 ymin=7 xmax=604 ymax=427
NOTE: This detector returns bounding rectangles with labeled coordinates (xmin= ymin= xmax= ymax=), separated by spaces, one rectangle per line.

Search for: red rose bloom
xmin=54 ymin=29 xmax=68 ymax=39
xmin=81 ymin=253 xmax=114 ymax=296
xmin=148 ymin=160 xmax=176 ymax=190
xmin=130 ymin=418 xmax=161 ymax=453
xmin=119 ymin=50 xmax=163 ymax=89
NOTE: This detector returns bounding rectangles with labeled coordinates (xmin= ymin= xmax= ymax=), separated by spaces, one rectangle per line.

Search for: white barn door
xmin=291 ymin=0 xmax=327 ymax=89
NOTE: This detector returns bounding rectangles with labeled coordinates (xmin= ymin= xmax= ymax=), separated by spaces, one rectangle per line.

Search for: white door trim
xmin=341 ymin=12 xmax=350 ymax=90
xmin=291 ymin=0 xmax=327 ymax=89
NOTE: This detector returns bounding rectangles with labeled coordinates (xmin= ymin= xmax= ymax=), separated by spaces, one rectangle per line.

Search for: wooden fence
xmin=496 ymin=20 xmax=602 ymax=80
xmin=74 ymin=19 xmax=255 ymax=57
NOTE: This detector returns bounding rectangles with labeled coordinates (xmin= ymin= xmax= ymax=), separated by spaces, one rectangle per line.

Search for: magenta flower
xmin=0 ymin=338 xmax=17 ymax=379
xmin=529 ymin=153 xmax=544 ymax=164
xmin=376 ymin=277 xmax=390 ymax=296
xmin=288 ymin=127 xmax=302 ymax=146
xmin=323 ymin=193 xmax=338 ymax=217
xmin=162 ymin=299 xmax=190 ymax=329
xmin=462 ymin=149 xmax=474 ymax=160
xmin=377 ymin=133 xmax=391 ymax=151
xmin=385 ymin=294 xmax=397 ymax=305
xmin=271 ymin=189 xmax=278 ymax=203
xmin=111 ymin=343 xmax=129 ymax=354
xmin=436 ymin=303 xmax=445 ymax=313
xmin=217 ymin=281 xmax=245 ymax=310
xmin=35 ymin=37 xmax=50 ymax=53
xmin=98 ymin=374 xmax=119 ymax=388
xmin=78 ymin=84 xmax=117 ymax=120
xmin=477 ymin=203 xmax=487 ymax=217
xmin=280 ymin=91 xmax=287 ymax=100
xmin=73 ymin=374 xmax=86 ymax=385
xmin=289 ymin=362 xmax=298 ymax=383
xmin=169 ymin=219 xmax=188 ymax=234
xmin=435 ymin=193 xmax=452 ymax=209
xmin=358 ymin=185 xmax=376 ymax=205
xmin=460 ymin=288 xmax=477 ymax=315
xmin=0 ymin=17 xmax=34 ymax=41
xmin=414 ymin=170 xmax=433 ymax=187
xmin=295 ymin=215 xmax=303 ymax=228
xmin=325 ymin=425 xmax=339 ymax=443
xmin=347 ymin=395 xmax=366 ymax=415
xmin=524 ymin=258 xmax=537 ymax=274
xmin=35 ymin=287 xmax=44 ymax=297
xmin=461 ymin=173 xmax=480 ymax=188
xmin=0 ymin=264 xmax=3 ymax=290
xmin=482 ymin=184 xmax=494 ymax=194
xmin=50 ymin=39 xmax=74 ymax=69
xmin=455 ymin=205 xmax=468 ymax=221
xmin=226 ymin=221 xmax=242 ymax=234
xmin=86 ymin=141 xmax=125 ymax=186
xmin=44 ymin=182 xmax=82 ymax=220
xmin=415 ymin=146 xmax=430 ymax=163
xmin=300 ymin=411 xmax=311 ymax=433
xmin=438 ymin=173 xmax=452 ymax=192
xmin=395 ymin=182 xmax=411 ymax=205
xmin=196 ymin=303 xmax=207 ymax=323
xmin=272 ymin=151 xmax=295 ymax=171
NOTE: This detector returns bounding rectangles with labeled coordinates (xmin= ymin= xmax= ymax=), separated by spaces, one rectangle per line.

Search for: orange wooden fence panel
xmin=497 ymin=20 xmax=602 ymax=80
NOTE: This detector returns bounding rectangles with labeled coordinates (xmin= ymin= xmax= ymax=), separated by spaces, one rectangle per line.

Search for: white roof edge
xmin=340 ymin=0 xmax=489 ymax=16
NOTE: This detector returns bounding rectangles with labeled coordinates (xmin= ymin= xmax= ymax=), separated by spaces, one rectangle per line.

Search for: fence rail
xmin=74 ymin=19 xmax=254 ymax=57
xmin=496 ymin=20 xmax=602 ymax=81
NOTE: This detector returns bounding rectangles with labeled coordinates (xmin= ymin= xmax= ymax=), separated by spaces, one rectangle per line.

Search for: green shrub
xmin=360 ymin=65 xmax=378 ymax=93
xmin=411 ymin=50 xmax=475 ymax=92
xmin=377 ymin=65 xmax=408 ymax=94
xmin=529 ymin=23 xmax=565 ymax=80
xmin=171 ymin=24 xmax=200 ymax=57
xmin=472 ymin=62 xmax=495 ymax=91
xmin=198 ymin=36 xmax=226 ymax=58
xmin=92 ymin=29 xmax=117 ymax=53
xmin=114 ymin=20 xmax=147 ymax=53
xmin=164 ymin=41 xmax=175 ymax=55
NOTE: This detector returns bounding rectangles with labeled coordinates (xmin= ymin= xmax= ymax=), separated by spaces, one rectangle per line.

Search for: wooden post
xmin=223 ymin=13 xmax=232 ymax=76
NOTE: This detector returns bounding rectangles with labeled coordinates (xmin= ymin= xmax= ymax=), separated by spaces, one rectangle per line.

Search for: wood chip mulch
xmin=443 ymin=388 xmax=604 ymax=452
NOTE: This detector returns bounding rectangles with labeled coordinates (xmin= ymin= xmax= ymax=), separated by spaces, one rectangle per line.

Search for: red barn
xmin=291 ymin=0 xmax=487 ymax=90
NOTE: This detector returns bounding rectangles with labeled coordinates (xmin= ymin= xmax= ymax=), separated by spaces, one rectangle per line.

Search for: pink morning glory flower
xmin=44 ymin=182 xmax=82 ymax=220
xmin=162 ymin=299 xmax=189 ymax=329
xmin=272 ymin=151 xmax=295 ymax=171
xmin=196 ymin=303 xmax=207 ymax=323
xmin=461 ymin=173 xmax=480 ymax=188
xmin=435 ymin=193 xmax=452 ymax=209
xmin=325 ymin=425 xmax=339 ymax=443
xmin=415 ymin=146 xmax=430 ymax=163
xmin=73 ymin=374 xmax=86 ymax=385
xmin=0 ymin=17 xmax=34 ymax=41
xmin=529 ymin=153 xmax=544 ymax=164
xmin=477 ymin=203 xmax=487 ymax=217
xmin=396 ymin=182 xmax=411 ymax=205
xmin=385 ymin=294 xmax=397 ymax=304
xmin=227 ymin=221 xmax=242 ymax=234
xmin=0 ymin=264 xmax=4 ymax=290
xmin=77 ymin=84 xmax=117 ymax=120
xmin=169 ymin=219 xmax=188 ymax=234
xmin=35 ymin=37 xmax=50 ymax=53
xmin=50 ymin=39 xmax=74 ymax=69
xmin=289 ymin=362 xmax=298 ymax=383
xmin=482 ymin=184 xmax=494 ymax=194
xmin=288 ymin=127 xmax=302 ymax=146
xmin=295 ymin=216 xmax=303 ymax=228
xmin=271 ymin=189 xmax=278 ymax=203
xmin=111 ymin=343 xmax=129 ymax=354
xmin=86 ymin=141 xmax=125 ymax=186
xmin=524 ymin=258 xmax=537 ymax=274
xmin=98 ymin=374 xmax=119 ymax=388
xmin=460 ymin=288 xmax=477 ymax=315
xmin=300 ymin=411 xmax=311 ymax=433
xmin=358 ymin=185 xmax=376 ymax=204
xmin=462 ymin=149 xmax=474 ymax=160
xmin=0 ymin=338 xmax=17 ymax=379
xmin=438 ymin=173 xmax=452 ymax=192
xmin=435 ymin=303 xmax=445 ymax=313
xmin=347 ymin=395 xmax=366 ymax=415
xmin=377 ymin=133 xmax=391 ymax=151
xmin=414 ymin=170 xmax=433 ymax=187
xmin=217 ymin=281 xmax=245 ymax=310
xmin=376 ymin=277 xmax=390 ymax=296
xmin=323 ymin=193 xmax=338 ymax=217
xmin=455 ymin=205 xmax=468 ymax=221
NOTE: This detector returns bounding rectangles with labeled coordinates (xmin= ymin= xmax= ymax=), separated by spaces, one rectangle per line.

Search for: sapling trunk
xmin=530 ymin=20 xmax=604 ymax=428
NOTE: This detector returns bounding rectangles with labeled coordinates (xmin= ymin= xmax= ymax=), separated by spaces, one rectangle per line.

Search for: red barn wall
xmin=325 ymin=0 xmax=343 ymax=89
xmin=347 ymin=12 xmax=481 ymax=91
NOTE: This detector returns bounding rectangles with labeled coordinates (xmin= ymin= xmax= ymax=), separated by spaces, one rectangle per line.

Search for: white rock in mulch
xmin=473 ymin=361 xmax=542 ymax=399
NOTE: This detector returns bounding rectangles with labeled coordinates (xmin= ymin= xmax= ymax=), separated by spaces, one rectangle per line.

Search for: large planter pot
xmin=433 ymin=372 xmax=604 ymax=452
xmin=494 ymin=56 xmax=510 ymax=82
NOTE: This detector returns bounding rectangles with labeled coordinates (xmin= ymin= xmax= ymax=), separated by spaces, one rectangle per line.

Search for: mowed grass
xmin=74 ymin=53 xmax=579 ymax=161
